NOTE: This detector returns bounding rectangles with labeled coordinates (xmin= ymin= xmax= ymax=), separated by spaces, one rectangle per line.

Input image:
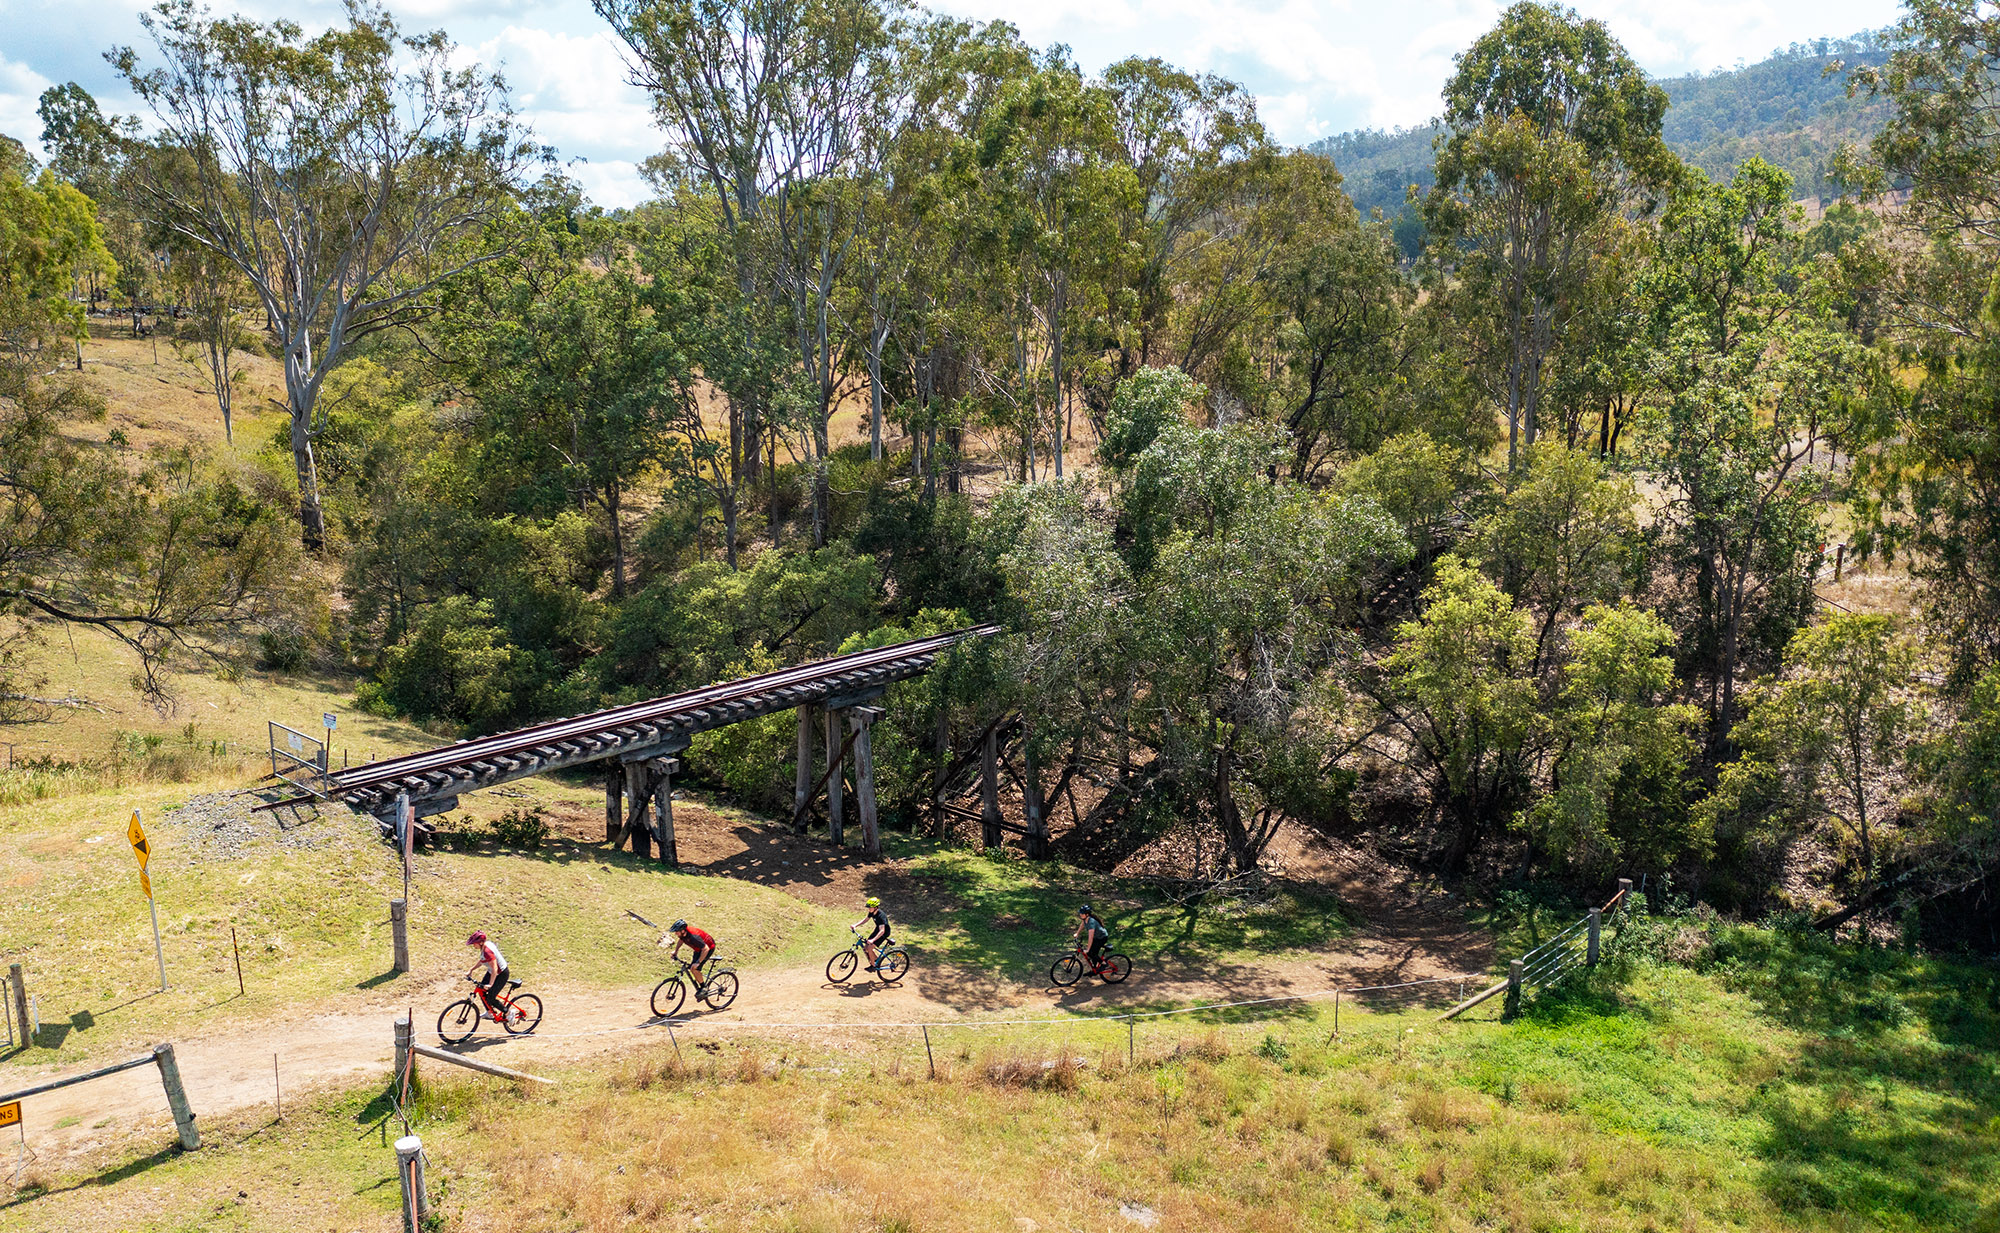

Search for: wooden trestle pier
xmin=273 ymin=626 xmax=999 ymax=862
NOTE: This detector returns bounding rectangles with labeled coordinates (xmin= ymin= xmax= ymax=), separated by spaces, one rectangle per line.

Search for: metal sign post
xmin=129 ymin=810 xmax=166 ymax=990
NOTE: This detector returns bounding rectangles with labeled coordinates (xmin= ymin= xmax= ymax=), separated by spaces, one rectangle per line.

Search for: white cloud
xmin=0 ymin=53 xmax=53 ymax=159
xmin=927 ymin=0 xmax=1899 ymax=143
xmin=0 ymin=0 xmax=1906 ymax=203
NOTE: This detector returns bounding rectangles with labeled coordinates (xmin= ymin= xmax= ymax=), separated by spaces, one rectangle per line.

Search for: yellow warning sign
xmin=0 ymin=1101 xmax=19 ymax=1128
xmin=128 ymin=810 xmax=149 ymax=868
xmin=138 ymin=869 xmax=152 ymax=899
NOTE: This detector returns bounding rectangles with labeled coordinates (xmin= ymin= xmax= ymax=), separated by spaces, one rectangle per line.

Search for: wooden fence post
xmin=391 ymin=899 xmax=409 ymax=974
xmin=980 ymin=725 xmax=1001 ymax=849
xmin=395 ymin=1134 xmax=429 ymax=1232
xmin=825 ymin=707 xmax=845 ymax=846
xmin=1587 ymin=908 xmax=1602 ymax=967
xmin=394 ymin=1016 xmax=414 ymax=1100
xmin=1503 ymin=959 xmax=1523 ymax=1021
xmin=153 ymin=1043 xmax=200 ymax=1150
xmin=9 ymin=964 xmax=27 ymax=1048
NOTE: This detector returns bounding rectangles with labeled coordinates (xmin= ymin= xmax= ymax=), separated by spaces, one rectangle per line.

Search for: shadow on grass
xmin=1700 ymin=929 xmax=2000 ymax=1229
xmin=0 ymin=1144 xmax=179 ymax=1207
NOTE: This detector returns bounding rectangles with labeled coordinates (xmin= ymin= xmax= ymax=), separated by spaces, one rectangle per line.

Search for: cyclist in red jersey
xmin=666 ymin=919 xmax=716 ymax=986
xmin=464 ymin=929 xmax=521 ymax=1024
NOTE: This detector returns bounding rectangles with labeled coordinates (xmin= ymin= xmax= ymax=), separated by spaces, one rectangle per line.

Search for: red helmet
xmin=466 ymin=930 xmax=488 ymax=946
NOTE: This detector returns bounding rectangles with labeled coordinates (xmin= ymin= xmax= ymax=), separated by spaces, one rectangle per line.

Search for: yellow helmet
xmin=866 ymin=897 xmax=881 ymax=908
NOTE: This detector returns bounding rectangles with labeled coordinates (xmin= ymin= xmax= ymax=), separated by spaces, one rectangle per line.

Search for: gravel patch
xmin=159 ymin=790 xmax=374 ymax=860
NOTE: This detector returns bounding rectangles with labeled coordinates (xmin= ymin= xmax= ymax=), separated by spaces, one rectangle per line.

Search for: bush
xmin=258 ymin=627 xmax=310 ymax=672
xmin=489 ymin=806 xmax=549 ymax=850
xmin=361 ymin=596 xmax=528 ymax=731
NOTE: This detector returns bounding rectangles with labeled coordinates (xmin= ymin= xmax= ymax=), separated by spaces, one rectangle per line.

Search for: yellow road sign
xmin=139 ymin=869 xmax=152 ymax=899
xmin=0 ymin=1101 xmax=19 ymax=1128
xmin=128 ymin=810 xmax=149 ymax=868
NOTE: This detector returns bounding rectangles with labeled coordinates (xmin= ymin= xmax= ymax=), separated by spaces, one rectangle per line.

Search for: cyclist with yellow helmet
xmin=851 ymin=896 xmax=892 ymax=971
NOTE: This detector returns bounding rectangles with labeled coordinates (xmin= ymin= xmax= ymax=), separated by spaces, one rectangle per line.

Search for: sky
xmin=0 ymin=0 xmax=1904 ymax=209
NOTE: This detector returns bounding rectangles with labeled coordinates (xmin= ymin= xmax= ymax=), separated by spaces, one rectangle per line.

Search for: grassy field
xmin=6 ymin=924 xmax=1994 ymax=1233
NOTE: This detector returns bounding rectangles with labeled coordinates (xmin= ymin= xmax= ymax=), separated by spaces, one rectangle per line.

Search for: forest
xmin=5 ymin=0 xmax=2000 ymax=945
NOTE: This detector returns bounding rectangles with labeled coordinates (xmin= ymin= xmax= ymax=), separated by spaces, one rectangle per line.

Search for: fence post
xmin=9 ymin=965 xmax=27 ymax=1048
xmin=153 ymin=1043 xmax=200 ymax=1150
xmin=1587 ymin=908 xmax=1602 ymax=966
xmin=1503 ymin=960 xmax=1523 ymax=1021
xmin=1617 ymin=877 xmax=1633 ymax=907
xmin=395 ymin=1134 xmax=429 ymax=1232
xmin=394 ymin=1016 xmax=414 ymax=1099
xmin=391 ymin=899 xmax=410 ymax=974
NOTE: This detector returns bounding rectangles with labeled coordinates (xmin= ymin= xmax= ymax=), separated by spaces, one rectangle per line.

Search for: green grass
xmin=0 ymin=775 xmax=841 ymax=1069
xmin=894 ymin=842 xmax=1355 ymax=978
xmin=0 ymin=1082 xmax=414 ymax=1233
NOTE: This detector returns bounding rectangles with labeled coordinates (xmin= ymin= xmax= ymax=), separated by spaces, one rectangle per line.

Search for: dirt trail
xmin=13 ymin=806 xmax=1490 ymax=1166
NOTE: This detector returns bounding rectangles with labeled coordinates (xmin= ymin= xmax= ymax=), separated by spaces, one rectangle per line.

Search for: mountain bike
xmin=438 ymin=977 xmax=543 ymax=1044
xmin=827 ymin=927 xmax=909 ymax=984
xmin=1051 ymin=945 xmax=1130 ymax=987
xmin=650 ymin=955 xmax=739 ymax=1018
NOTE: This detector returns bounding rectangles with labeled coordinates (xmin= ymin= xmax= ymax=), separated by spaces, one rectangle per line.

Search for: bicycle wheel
xmin=503 ymin=993 xmax=542 ymax=1034
xmin=1050 ymin=955 xmax=1084 ymax=987
xmin=1100 ymin=954 xmax=1132 ymax=983
xmin=827 ymin=948 xmax=858 ymax=984
xmin=703 ymin=970 xmax=740 ymax=1011
xmin=651 ymin=976 xmax=687 ymax=1019
xmin=877 ymin=949 xmax=910 ymax=983
xmin=437 ymin=998 xmax=480 ymax=1044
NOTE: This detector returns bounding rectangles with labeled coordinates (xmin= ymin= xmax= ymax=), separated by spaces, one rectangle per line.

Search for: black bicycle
xmin=827 ymin=927 xmax=909 ymax=984
xmin=1051 ymin=946 xmax=1131 ymax=987
xmin=650 ymin=955 xmax=739 ymax=1018
xmin=438 ymin=977 xmax=543 ymax=1044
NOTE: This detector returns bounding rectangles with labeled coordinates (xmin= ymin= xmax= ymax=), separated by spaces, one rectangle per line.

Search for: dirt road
xmin=8 ymin=805 xmax=1491 ymax=1167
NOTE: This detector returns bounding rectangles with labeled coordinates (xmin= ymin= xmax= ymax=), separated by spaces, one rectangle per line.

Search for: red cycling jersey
xmin=679 ymin=926 xmax=716 ymax=952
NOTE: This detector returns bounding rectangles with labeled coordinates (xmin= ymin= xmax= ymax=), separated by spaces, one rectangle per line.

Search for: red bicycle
xmin=438 ymin=977 xmax=543 ymax=1043
xmin=1051 ymin=946 xmax=1131 ymax=986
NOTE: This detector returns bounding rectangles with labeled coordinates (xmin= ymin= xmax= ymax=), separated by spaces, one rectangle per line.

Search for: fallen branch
xmin=0 ymin=691 xmax=113 ymax=714
xmin=411 ymin=1044 xmax=555 ymax=1085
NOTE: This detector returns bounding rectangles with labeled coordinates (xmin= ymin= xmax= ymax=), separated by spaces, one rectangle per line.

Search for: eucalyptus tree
xmin=0 ymin=164 xmax=300 ymax=711
xmin=977 ymin=57 xmax=1139 ymax=479
xmin=599 ymin=0 xmax=894 ymax=549
xmin=1101 ymin=58 xmax=1269 ymax=385
xmin=998 ymin=415 xmax=1408 ymax=873
xmin=1422 ymin=1 xmax=1672 ymax=475
xmin=1704 ymin=616 xmax=1924 ymax=908
xmin=436 ymin=192 xmax=705 ymax=598
xmin=112 ymin=0 xmax=537 ymax=550
xmin=1639 ymin=160 xmax=1865 ymax=748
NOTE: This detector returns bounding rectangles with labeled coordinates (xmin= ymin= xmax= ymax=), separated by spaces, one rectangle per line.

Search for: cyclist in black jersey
xmin=852 ymin=896 xmax=892 ymax=971
xmin=1073 ymin=905 xmax=1110 ymax=970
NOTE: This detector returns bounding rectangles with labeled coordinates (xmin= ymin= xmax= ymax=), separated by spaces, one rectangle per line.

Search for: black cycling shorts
xmin=1086 ymin=935 xmax=1107 ymax=962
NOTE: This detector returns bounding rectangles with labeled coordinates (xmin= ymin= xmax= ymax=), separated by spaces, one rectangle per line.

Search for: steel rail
xmin=289 ymin=624 xmax=1000 ymax=808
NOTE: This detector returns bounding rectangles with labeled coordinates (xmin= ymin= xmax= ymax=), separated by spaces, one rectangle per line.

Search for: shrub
xmin=489 ymin=806 xmax=549 ymax=850
xmin=258 ymin=627 xmax=310 ymax=672
xmin=362 ymin=596 xmax=527 ymax=731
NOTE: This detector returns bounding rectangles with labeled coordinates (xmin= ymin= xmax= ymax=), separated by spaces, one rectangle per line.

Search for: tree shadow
xmin=355 ymin=970 xmax=401 ymax=990
xmin=1693 ymin=930 xmax=2000 ymax=1229
xmin=0 ymin=1145 xmax=180 ymax=1207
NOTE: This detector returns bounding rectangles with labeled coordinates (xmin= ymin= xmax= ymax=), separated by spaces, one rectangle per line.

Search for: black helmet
xmin=1078 ymin=904 xmax=1092 ymax=916
xmin=671 ymin=919 xmax=687 ymax=931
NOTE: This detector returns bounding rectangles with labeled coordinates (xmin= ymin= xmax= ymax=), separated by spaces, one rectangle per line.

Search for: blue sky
xmin=0 ymin=0 xmax=1903 ymax=208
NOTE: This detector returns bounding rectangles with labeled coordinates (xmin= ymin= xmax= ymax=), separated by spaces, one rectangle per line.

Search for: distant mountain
xmin=1309 ymin=33 xmax=1894 ymax=240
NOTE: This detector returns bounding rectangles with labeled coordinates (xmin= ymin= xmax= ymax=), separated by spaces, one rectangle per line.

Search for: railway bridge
xmin=268 ymin=626 xmax=999 ymax=862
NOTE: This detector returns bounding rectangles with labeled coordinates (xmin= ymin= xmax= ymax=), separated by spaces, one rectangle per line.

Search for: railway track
xmin=267 ymin=625 xmax=1001 ymax=817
